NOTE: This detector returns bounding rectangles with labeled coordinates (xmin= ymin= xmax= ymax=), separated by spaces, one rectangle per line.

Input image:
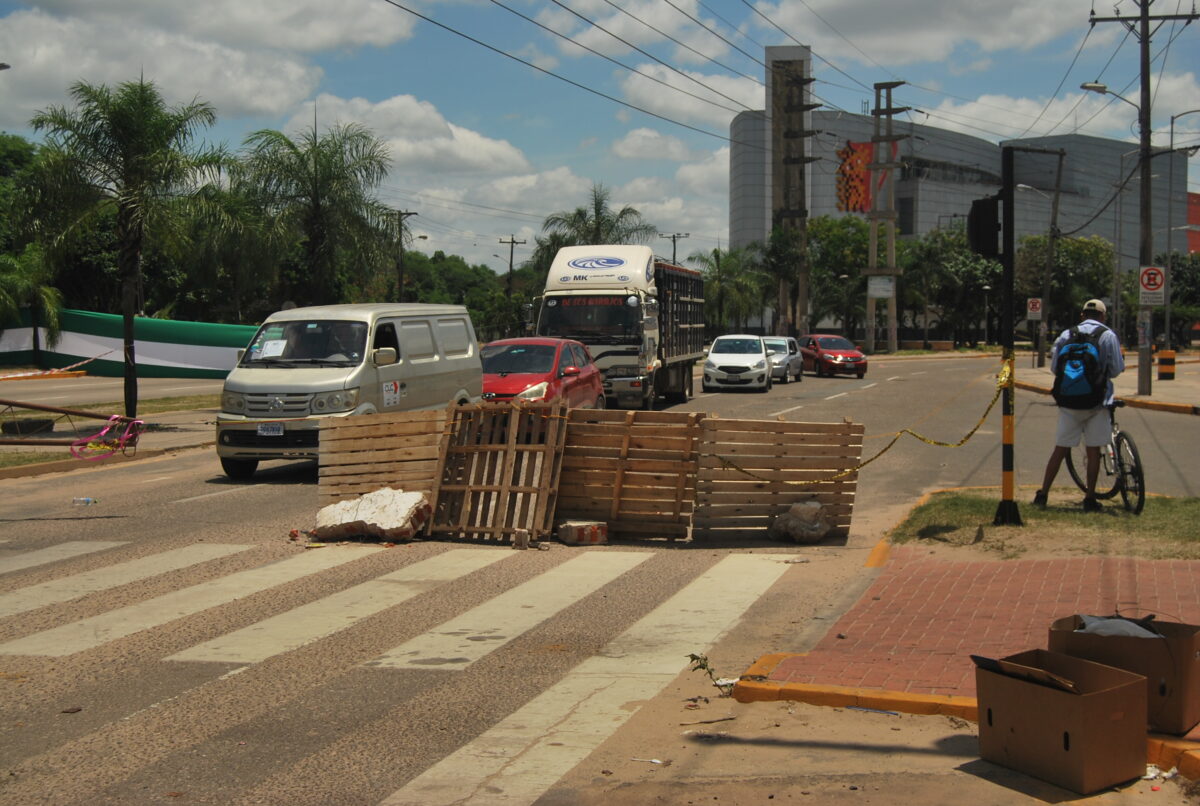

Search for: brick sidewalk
xmin=768 ymin=545 xmax=1200 ymax=699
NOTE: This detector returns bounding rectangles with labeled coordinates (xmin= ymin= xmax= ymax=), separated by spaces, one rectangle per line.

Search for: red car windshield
xmin=818 ymin=337 xmax=855 ymax=350
xmin=482 ymin=343 xmax=557 ymax=375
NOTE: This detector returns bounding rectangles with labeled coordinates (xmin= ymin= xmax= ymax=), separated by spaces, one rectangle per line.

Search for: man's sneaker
xmin=1033 ymin=490 xmax=1048 ymax=507
xmin=1082 ymin=497 xmax=1103 ymax=513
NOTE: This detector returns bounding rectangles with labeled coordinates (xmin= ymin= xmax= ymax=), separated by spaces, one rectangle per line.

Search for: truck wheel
xmin=221 ymin=457 xmax=258 ymax=480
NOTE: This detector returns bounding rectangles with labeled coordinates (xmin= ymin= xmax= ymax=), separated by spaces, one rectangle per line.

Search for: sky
xmin=0 ymin=0 xmax=1197 ymax=275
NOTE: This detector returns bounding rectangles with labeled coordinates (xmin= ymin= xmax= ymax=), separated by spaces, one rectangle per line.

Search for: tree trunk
xmin=117 ymin=206 xmax=142 ymax=418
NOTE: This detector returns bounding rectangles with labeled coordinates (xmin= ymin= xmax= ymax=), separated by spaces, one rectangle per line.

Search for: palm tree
xmin=238 ymin=123 xmax=391 ymax=306
xmin=0 ymin=245 xmax=62 ymax=365
xmin=690 ymin=246 xmax=767 ymax=333
xmin=541 ymin=183 xmax=656 ymax=247
xmin=30 ymin=78 xmax=222 ymax=417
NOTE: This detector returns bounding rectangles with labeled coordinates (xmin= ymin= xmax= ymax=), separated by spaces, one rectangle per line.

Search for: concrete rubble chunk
xmin=313 ymin=488 xmax=431 ymax=541
xmin=767 ymin=499 xmax=832 ymax=544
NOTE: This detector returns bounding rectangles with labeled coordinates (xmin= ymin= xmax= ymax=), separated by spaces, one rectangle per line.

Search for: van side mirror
xmin=236 ymin=348 xmax=245 ymax=362
xmin=373 ymin=347 xmax=398 ymax=366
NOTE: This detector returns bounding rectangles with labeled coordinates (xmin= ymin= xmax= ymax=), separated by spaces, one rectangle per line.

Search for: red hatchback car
xmin=799 ymin=334 xmax=869 ymax=378
xmin=481 ymin=337 xmax=605 ymax=408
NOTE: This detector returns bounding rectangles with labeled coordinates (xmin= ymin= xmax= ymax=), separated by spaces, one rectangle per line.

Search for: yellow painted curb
xmin=1014 ymin=379 xmax=1197 ymax=416
xmin=0 ymin=370 xmax=87 ymax=381
xmin=864 ymin=537 xmax=891 ymax=568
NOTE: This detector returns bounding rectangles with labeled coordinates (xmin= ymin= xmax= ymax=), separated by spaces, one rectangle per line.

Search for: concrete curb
xmin=0 ymin=440 xmax=213 ymax=480
xmin=1013 ymin=378 xmax=1198 ymax=415
xmin=732 ymin=653 xmax=1200 ymax=777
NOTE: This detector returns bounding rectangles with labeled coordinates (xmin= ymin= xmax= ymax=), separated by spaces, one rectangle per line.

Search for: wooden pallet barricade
xmin=318 ymin=409 xmax=446 ymax=506
xmin=428 ymin=400 xmax=567 ymax=542
xmin=692 ymin=417 xmax=864 ymax=541
xmin=556 ymin=409 xmax=704 ymax=540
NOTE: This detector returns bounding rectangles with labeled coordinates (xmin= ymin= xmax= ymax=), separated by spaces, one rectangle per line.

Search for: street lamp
xmin=1081 ymin=81 xmax=1153 ymax=395
xmin=982 ymin=285 xmax=991 ymax=345
xmin=838 ymin=274 xmax=852 ymax=339
xmin=1166 ymin=109 xmax=1200 ymax=348
xmin=0 ymin=63 xmax=10 ymax=71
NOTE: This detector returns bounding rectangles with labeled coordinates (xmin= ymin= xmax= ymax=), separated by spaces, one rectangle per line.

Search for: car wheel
xmin=593 ymin=395 xmax=606 ymax=410
xmin=759 ymin=376 xmax=772 ymax=393
xmin=778 ymin=368 xmax=789 ymax=384
xmin=221 ymin=457 xmax=258 ymax=480
xmin=856 ymin=369 xmax=866 ymax=379
xmin=794 ymin=366 xmax=803 ymax=382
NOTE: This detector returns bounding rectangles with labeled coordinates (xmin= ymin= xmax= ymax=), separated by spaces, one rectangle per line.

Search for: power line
xmin=490 ymin=0 xmax=746 ymax=116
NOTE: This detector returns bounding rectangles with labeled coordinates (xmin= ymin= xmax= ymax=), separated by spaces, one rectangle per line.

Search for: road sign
xmin=867 ymin=276 xmax=894 ymax=299
xmin=1139 ymin=265 xmax=1165 ymax=306
xmin=1026 ymin=297 xmax=1042 ymax=321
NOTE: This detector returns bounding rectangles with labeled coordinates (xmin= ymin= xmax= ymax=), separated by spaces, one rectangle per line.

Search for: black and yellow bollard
xmin=1158 ymin=349 xmax=1176 ymax=381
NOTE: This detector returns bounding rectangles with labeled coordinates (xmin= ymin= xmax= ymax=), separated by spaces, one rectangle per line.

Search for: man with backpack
xmin=1033 ymin=298 xmax=1125 ymax=512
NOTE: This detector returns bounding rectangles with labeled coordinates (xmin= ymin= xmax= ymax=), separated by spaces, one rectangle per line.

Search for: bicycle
xmin=1064 ymin=400 xmax=1145 ymax=514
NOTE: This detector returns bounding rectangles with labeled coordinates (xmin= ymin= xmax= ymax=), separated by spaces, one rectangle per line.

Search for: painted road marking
xmin=139 ymin=475 xmax=176 ymax=484
xmin=0 ymin=547 xmax=381 ymax=657
xmin=367 ymin=551 xmax=651 ymax=671
xmin=862 ymin=383 xmax=877 ymax=390
xmin=170 ymin=486 xmax=262 ymax=505
xmin=0 ymin=541 xmax=126 ymax=575
xmin=887 ymin=376 xmax=902 ymax=381
xmin=168 ymin=549 xmax=510 ymax=665
xmin=824 ymin=392 xmax=847 ymax=401
xmin=768 ymin=404 xmax=805 ymax=417
xmin=381 ymin=554 xmax=793 ymax=806
xmin=0 ymin=544 xmax=250 ymax=618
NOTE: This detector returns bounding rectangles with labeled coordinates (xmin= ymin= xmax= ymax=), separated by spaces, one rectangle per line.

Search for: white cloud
xmin=676 ymin=147 xmax=730 ymax=196
xmin=618 ymin=64 xmax=760 ymax=129
xmin=283 ymin=94 xmax=532 ymax=176
xmin=612 ymin=128 xmax=695 ymax=160
xmin=0 ymin=8 xmax=321 ymax=130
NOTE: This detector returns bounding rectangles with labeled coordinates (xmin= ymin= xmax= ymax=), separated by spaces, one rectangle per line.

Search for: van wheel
xmin=221 ymin=458 xmax=258 ymax=480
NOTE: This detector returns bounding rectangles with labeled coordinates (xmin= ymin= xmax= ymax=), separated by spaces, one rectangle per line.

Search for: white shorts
xmin=1055 ymin=407 xmax=1110 ymax=448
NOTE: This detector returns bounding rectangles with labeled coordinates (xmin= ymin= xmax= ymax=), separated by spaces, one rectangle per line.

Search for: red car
xmin=481 ymin=337 xmax=605 ymax=408
xmin=799 ymin=334 xmax=868 ymax=378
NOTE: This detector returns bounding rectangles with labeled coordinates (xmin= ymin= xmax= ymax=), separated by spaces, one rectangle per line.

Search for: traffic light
xmin=967 ymin=196 xmax=1000 ymax=258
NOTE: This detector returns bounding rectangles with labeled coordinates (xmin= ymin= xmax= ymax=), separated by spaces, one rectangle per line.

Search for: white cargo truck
xmin=535 ymin=245 xmax=705 ymax=409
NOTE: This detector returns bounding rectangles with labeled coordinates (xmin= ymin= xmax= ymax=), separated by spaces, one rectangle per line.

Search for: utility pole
xmin=658 ymin=232 xmax=689 ymax=263
xmin=864 ymin=81 xmax=908 ymax=354
xmin=1029 ymin=150 xmax=1066 ymax=369
xmin=768 ymin=46 xmax=820 ymax=337
xmin=394 ymin=211 xmax=418 ymax=302
xmin=498 ymin=235 xmax=525 ymax=299
xmin=1088 ymin=1 xmax=1199 ymax=395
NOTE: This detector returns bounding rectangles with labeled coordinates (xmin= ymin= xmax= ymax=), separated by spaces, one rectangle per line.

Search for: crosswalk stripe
xmin=381 ymin=553 xmax=793 ymax=805
xmin=167 ymin=548 xmax=511 ymax=665
xmin=0 ymin=541 xmax=126 ymax=575
xmin=0 ymin=544 xmax=251 ymax=618
xmin=367 ymin=551 xmax=652 ymax=671
xmin=0 ymin=546 xmax=382 ymax=657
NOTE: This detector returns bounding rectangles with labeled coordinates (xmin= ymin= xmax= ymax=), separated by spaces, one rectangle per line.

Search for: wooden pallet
xmin=557 ymin=409 xmax=704 ymax=540
xmin=692 ymin=417 xmax=864 ymax=541
xmin=317 ymin=409 xmax=446 ymax=506
xmin=428 ymin=400 xmax=568 ymax=542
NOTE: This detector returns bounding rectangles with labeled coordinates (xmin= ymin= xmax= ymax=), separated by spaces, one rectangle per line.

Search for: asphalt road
xmin=0 ymin=376 xmax=224 ymax=409
xmin=0 ymin=358 xmax=1194 ymax=805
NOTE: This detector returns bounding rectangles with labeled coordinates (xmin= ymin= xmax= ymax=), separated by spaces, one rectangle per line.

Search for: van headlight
xmin=516 ymin=382 xmax=549 ymax=400
xmin=752 ymin=359 xmax=766 ymax=370
xmin=221 ymin=391 xmax=246 ymax=413
xmin=311 ymin=387 xmax=359 ymax=413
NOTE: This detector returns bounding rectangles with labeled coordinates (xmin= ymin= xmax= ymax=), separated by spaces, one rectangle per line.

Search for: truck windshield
xmin=538 ymin=296 xmax=640 ymax=344
xmin=240 ymin=320 xmax=367 ymax=367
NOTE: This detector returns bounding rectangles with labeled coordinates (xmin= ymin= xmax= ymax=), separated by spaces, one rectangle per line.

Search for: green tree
xmin=238 ymin=122 xmax=391 ymax=306
xmin=1016 ymin=233 xmax=1114 ymax=338
xmin=540 ymin=183 xmax=656 ymax=247
xmin=807 ymin=216 xmax=870 ymax=339
xmin=0 ymin=244 xmax=62 ymax=365
xmin=688 ymin=245 xmax=766 ymax=335
xmin=29 ymin=78 xmax=223 ymax=416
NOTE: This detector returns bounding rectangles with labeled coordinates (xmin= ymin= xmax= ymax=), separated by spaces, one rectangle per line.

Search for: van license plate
xmin=257 ymin=423 xmax=284 ymax=437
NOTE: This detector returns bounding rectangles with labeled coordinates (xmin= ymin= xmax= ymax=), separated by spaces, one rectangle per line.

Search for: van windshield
xmin=537 ymin=295 xmax=640 ymax=344
xmin=240 ymin=320 xmax=367 ymax=367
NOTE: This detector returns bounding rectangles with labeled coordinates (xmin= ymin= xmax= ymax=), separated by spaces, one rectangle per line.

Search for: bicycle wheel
xmin=1115 ymin=432 xmax=1145 ymax=515
xmin=1065 ymin=442 xmax=1122 ymax=499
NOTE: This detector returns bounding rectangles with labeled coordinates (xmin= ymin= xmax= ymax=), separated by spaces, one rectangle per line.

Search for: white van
xmin=216 ymin=303 xmax=482 ymax=479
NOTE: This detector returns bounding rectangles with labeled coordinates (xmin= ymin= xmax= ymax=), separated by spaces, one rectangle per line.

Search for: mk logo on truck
xmin=567 ymin=257 xmax=625 ymax=270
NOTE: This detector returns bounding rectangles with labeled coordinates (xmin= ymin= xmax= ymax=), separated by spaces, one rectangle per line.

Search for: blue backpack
xmin=1052 ymin=325 xmax=1108 ymax=410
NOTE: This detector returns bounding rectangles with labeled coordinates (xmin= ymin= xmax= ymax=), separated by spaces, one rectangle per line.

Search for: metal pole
xmin=1038 ymin=154 xmax=1065 ymax=368
xmin=994 ymin=146 xmax=1022 ymax=526
xmin=1136 ymin=0 xmax=1153 ymax=396
xmin=1166 ymin=110 xmax=1200 ymax=349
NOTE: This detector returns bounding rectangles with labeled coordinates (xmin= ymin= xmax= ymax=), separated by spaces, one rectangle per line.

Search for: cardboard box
xmin=1048 ymin=615 xmax=1200 ymax=735
xmin=976 ymin=649 xmax=1146 ymax=795
xmin=557 ymin=520 xmax=607 ymax=545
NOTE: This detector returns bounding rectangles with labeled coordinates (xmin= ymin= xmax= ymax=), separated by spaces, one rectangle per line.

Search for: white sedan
xmin=702 ymin=334 xmax=772 ymax=392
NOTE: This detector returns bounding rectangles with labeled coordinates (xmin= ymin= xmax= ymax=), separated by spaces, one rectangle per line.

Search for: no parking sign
xmin=1139 ymin=266 xmax=1165 ymax=305
xmin=1026 ymin=298 xmax=1042 ymax=321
